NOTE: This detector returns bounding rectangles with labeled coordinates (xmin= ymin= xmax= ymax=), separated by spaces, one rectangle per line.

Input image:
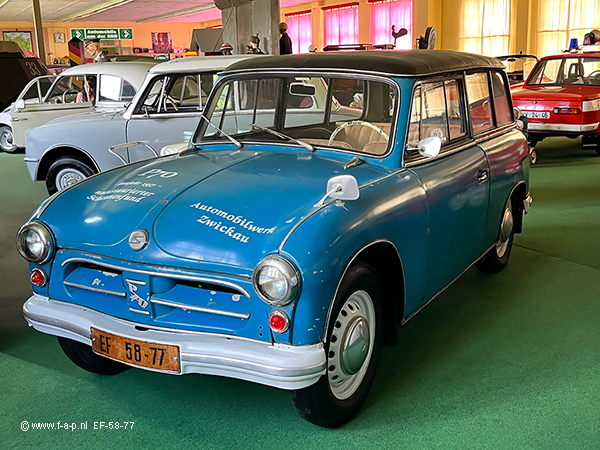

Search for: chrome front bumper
xmin=23 ymin=294 xmax=326 ymax=390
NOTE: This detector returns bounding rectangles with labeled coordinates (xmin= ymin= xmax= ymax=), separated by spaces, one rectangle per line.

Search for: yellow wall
xmin=1 ymin=0 xmax=547 ymax=63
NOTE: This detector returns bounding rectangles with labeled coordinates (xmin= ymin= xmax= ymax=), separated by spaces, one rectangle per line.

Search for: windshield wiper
xmin=200 ymin=114 xmax=243 ymax=149
xmin=251 ymin=124 xmax=315 ymax=152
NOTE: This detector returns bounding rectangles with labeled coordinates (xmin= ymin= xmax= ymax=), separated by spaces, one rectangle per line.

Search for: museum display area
xmin=1 ymin=0 xmax=600 ymax=447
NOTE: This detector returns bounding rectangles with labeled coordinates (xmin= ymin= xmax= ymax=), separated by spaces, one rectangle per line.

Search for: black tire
xmin=291 ymin=261 xmax=383 ymax=428
xmin=46 ymin=156 xmax=95 ymax=195
xmin=477 ymin=196 xmax=515 ymax=274
xmin=0 ymin=125 xmax=18 ymax=153
xmin=58 ymin=337 xmax=128 ymax=375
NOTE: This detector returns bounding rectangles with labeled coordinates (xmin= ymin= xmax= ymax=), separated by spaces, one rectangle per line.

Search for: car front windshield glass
xmin=528 ymin=57 xmax=600 ymax=86
xmin=196 ymin=74 xmax=397 ymax=157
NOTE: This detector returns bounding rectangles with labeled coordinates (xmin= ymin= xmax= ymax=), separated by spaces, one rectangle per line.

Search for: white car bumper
xmin=528 ymin=122 xmax=599 ymax=133
xmin=23 ymin=293 xmax=326 ymax=390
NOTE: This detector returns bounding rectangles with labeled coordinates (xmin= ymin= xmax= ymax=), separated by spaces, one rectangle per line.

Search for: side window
xmin=422 ymin=82 xmax=448 ymax=142
xmin=444 ymin=79 xmax=466 ymax=140
xmin=121 ymin=80 xmax=136 ymax=102
xmin=98 ymin=74 xmax=123 ymax=102
xmin=46 ymin=76 xmax=85 ymax=104
xmin=490 ymin=71 xmax=512 ymax=126
xmin=466 ymin=72 xmax=494 ymax=134
xmin=134 ymin=77 xmax=165 ymax=115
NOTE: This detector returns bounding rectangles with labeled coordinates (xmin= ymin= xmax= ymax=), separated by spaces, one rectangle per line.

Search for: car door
xmin=11 ymin=74 xmax=94 ymax=147
xmin=406 ymin=76 xmax=491 ymax=303
xmin=125 ymin=73 xmax=217 ymax=161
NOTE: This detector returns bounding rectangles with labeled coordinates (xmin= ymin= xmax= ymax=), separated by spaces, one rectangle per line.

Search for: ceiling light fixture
xmin=58 ymin=0 xmax=134 ymax=22
xmin=136 ymin=4 xmax=216 ymax=23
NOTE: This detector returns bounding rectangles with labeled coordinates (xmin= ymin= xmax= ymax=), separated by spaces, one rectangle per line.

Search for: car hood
xmin=43 ymin=109 xmax=124 ymax=127
xmin=512 ymin=85 xmax=600 ymax=102
xmin=39 ymin=148 xmax=387 ymax=268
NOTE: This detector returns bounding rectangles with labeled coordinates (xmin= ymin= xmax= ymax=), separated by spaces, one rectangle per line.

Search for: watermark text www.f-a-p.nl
xmin=21 ymin=421 xmax=134 ymax=431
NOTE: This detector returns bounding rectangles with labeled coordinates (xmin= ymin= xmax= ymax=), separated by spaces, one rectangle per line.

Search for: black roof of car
xmin=223 ymin=50 xmax=506 ymax=77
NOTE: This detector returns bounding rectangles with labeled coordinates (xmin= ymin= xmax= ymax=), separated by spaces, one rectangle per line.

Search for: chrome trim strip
xmin=151 ymin=298 xmax=250 ymax=319
xmin=129 ymin=308 xmax=150 ymax=315
xmin=23 ymin=157 xmax=39 ymax=163
xmin=63 ymin=281 xmax=126 ymax=297
xmin=528 ymin=122 xmax=599 ymax=132
xmin=524 ymin=194 xmax=533 ymax=214
xmin=125 ymin=279 xmax=147 ymax=286
xmin=60 ymin=256 xmax=252 ymax=298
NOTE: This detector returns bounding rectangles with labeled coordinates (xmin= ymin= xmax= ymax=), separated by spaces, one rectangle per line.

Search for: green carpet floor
xmin=1 ymin=138 xmax=599 ymax=449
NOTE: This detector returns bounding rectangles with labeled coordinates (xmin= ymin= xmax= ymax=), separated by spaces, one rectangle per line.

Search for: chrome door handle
xmin=477 ymin=169 xmax=488 ymax=184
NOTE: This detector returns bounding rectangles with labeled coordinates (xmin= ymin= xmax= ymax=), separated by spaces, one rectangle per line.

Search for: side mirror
xmin=315 ymin=174 xmax=360 ymax=207
xmin=15 ymin=99 xmax=25 ymax=110
xmin=289 ymin=82 xmax=316 ymax=96
xmin=417 ymin=136 xmax=442 ymax=158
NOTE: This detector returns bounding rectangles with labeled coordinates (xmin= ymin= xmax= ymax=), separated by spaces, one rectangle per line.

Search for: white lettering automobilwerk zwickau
xmin=190 ymin=202 xmax=276 ymax=244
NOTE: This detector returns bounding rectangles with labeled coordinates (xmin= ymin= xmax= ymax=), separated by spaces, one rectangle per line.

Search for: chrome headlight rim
xmin=253 ymin=255 xmax=301 ymax=306
xmin=16 ymin=221 xmax=55 ymax=264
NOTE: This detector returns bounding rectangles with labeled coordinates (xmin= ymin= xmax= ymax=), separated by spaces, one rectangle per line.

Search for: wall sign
xmin=70 ymin=28 xmax=134 ymax=40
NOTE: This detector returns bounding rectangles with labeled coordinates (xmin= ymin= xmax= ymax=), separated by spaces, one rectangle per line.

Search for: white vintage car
xmin=11 ymin=61 xmax=156 ymax=150
xmin=24 ymin=55 xmax=255 ymax=194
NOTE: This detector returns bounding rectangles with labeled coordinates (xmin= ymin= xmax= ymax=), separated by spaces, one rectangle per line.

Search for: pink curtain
xmin=287 ymin=12 xmax=313 ymax=54
xmin=369 ymin=0 xmax=413 ymax=48
xmin=324 ymin=5 xmax=359 ymax=46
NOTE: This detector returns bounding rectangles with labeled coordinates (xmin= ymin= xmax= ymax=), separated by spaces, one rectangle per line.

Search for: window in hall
xmin=286 ymin=11 xmax=313 ymax=54
xmin=459 ymin=0 xmax=511 ymax=56
xmin=369 ymin=0 xmax=413 ymax=50
xmin=323 ymin=4 xmax=359 ymax=46
xmin=537 ymin=0 xmax=600 ymax=57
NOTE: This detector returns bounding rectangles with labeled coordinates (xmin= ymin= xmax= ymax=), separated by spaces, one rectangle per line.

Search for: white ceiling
xmin=0 ymin=0 xmax=311 ymax=23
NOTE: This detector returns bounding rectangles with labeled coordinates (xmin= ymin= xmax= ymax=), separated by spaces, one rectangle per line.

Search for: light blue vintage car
xmin=17 ymin=50 xmax=532 ymax=427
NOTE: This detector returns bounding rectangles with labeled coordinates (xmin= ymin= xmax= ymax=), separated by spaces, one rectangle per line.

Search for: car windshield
xmin=527 ymin=56 xmax=600 ymax=86
xmin=194 ymin=74 xmax=397 ymax=157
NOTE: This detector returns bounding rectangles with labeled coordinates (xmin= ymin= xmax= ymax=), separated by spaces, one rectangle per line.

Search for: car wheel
xmin=476 ymin=196 xmax=515 ymax=274
xmin=0 ymin=125 xmax=18 ymax=153
xmin=46 ymin=157 xmax=95 ymax=195
xmin=57 ymin=337 xmax=129 ymax=375
xmin=291 ymin=261 xmax=383 ymax=428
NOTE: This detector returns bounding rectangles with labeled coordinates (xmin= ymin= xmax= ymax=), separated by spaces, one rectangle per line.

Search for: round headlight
xmin=253 ymin=256 xmax=300 ymax=306
xmin=16 ymin=222 xmax=55 ymax=264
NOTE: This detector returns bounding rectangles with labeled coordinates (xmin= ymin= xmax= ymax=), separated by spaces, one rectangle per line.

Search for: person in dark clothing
xmin=279 ymin=22 xmax=293 ymax=55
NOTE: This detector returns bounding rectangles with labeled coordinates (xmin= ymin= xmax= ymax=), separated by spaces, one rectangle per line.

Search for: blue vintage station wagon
xmin=17 ymin=50 xmax=532 ymax=427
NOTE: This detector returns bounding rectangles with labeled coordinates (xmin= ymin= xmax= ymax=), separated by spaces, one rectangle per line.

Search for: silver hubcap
xmin=0 ymin=129 xmax=17 ymax=151
xmin=56 ymin=167 xmax=86 ymax=191
xmin=496 ymin=202 xmax=514 ymax=258
xmin=327 ymin=290 xmax=376 ymax=400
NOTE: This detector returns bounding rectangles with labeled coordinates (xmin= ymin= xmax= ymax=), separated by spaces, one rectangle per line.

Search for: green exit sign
xmin=70 ymin=28 xmax=134 ymax=40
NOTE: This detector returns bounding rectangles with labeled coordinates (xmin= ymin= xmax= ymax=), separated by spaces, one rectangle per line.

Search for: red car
xmin=511 ymin=51 xmax=600 ymax=154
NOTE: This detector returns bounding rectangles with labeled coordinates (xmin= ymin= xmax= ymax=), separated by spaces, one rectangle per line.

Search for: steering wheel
xmin=328 ymin=120 xmax=389 ymax=148
xmin=62 ymin=89 xmax=79 ymax=104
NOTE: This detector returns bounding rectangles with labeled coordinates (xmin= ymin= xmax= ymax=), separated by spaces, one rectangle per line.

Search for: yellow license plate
xmin=91 ymin=328 xmax=180 ymax=373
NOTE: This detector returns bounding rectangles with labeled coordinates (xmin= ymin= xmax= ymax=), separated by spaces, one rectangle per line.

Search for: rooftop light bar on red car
xmin=552 ymin=107 xmax=581 ymax=115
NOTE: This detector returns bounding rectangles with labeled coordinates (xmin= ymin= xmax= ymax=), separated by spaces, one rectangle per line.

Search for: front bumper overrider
xmin=23 ymin=293 xmax=326 ymax=390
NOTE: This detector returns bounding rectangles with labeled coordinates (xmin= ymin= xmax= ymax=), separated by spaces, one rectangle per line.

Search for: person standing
xmin=84 ymin=38 xmax=110 ymax=62
xmin=279 ymin=22 xmax=293 ymax=55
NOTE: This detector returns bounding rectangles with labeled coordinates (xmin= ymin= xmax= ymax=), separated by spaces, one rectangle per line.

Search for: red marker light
xmin=30 ymin=268 xmax=47 ymax=287
xmin=269 ymin=310 xmax=289 ymax=333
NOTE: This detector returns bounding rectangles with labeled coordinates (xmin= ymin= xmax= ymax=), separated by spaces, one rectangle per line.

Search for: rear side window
xmin=490 ymin=71 xmax=512 ymax=126
xmin=465 ymin=72 xmax=494 ymax=134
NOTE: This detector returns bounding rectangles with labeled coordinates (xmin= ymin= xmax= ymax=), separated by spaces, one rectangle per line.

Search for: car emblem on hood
xmin=129 ymin=229 xmax=149 ymax=251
